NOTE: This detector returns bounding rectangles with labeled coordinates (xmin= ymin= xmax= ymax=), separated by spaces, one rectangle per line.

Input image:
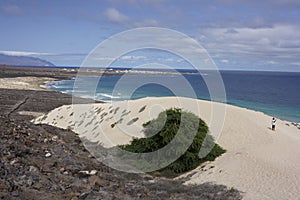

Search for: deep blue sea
xmin=46 ymin=70 xmax=300 ymax=123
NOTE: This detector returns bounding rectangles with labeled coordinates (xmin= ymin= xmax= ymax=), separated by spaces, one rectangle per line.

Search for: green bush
xmin=118 ymin=108 xmax=225 ymax=175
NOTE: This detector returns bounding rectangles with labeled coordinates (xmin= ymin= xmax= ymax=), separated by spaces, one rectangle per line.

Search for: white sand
xmin=33 ymin=97 xmax=300 ymax=199
xmin=0 ymin=76 xmax=56 ymax=90
xmin=17 ymin=111 xmax=45 ymax=117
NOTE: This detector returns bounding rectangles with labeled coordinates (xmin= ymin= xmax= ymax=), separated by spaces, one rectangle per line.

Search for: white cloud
xmin=94 ymin=57 xmax=115 ymax=61
xmin=176 ymin=58 xmax=184 ymax=63
xmin=120 ymin=55 xmax=146 ymax=60
xmin=266 ymin=60 xmax=278 ymax=65
xmin=103 ymin=8 xmax=129 ymax=23
xmin=220 ymin=59 xmax=229 ymax=63
xmin=0 ymin=50 xmax=49 ymax=56
xmin=224 ymin=28 xmax=239 ymax=34
xmin=200 ymin=24 xmax=300 ymax=55
xmin=290 ymin=62 xmax=300 ymax=66
xmin=196 ymin=24 xmax=300 ymax=71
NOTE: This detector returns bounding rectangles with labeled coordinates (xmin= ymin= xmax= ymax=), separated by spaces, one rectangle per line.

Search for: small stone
xmin=79 ymin=170 xmax=97 ymax=176
xmin=52 ymin=184 xmax=61 ymax=191
xmin=51 ymin=136 xmax=58 ymax=141
xmin=60 ymin=184 xmax=65 ymax=191
xmin=44 ymin=138 xmax=48 ymax=143
xmin=89 ymin=170 xmax=97 ymax=175
xmin=63 ymin=171 xmax=69 ymax=175
xmin=79 ymin=170 xmax=89 ymax=175
xmin=10 ymin=159 xmax=17 ymax=165
xmin=45 ymin=152 xmax=52 ymax=158
xmin=27 ymin=178 xmax=33 ymax=186
xmin=11 ymin=191 xmax=19 ymax=197
xmin=79 ymin=192 xmax=88 ymax=199
xmin=20 ymin=175 xmax=27 ymax=180
xmin=29 ymin=165 xmax=38 ymax=172
xmin=59 ymin=167 xmax=65 ymax=172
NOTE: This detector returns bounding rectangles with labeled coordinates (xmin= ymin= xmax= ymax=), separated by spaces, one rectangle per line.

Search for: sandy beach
xmin=33 ymin=96 xmax=300 ymax=199
xmin=0 ymin=76 xmax=57 ymax=90
xmin=0 ymin=76 xmax=56 ymax=90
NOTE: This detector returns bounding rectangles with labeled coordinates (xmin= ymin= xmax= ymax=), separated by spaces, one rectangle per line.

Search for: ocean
xmin=46 ymin=70 xmax=300 ymax=123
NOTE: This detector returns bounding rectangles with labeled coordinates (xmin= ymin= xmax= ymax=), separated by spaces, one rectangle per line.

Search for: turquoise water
xmin=46 ymin=70 xmax=300 ymax=123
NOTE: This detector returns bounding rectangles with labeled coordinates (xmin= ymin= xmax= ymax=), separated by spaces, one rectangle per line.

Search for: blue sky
xmin=0 ymin=0 xmax=300 ymax=71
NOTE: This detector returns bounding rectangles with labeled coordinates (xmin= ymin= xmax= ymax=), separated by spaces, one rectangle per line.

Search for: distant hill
xmin=0 ymin=54 xmax=55 ymax=67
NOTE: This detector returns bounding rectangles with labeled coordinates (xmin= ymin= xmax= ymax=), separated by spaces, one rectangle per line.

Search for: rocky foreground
xmin=0 ymin=88 xmax=242 ymax=199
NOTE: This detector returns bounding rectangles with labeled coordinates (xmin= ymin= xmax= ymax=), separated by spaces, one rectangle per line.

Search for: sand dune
xmin=33 ymin=97 xmax=300 ymax=199
xmin=0 ymin=76 xmax=56 ymax=90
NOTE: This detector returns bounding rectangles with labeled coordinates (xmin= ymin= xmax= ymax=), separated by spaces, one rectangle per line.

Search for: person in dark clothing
xmin=272 ymin=117 xmax=276 ymax=131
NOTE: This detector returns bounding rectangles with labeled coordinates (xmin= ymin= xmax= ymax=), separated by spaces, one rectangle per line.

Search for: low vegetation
xmin=119 ymin=108 xmax=225 ymax=176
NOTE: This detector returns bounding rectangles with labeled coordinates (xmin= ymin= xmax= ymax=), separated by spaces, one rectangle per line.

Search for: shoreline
xmin=1 ymin=67 xmax=298 ymax=126
xmin=0 ymin=76 xmax=58 ymax=91
xmin=0 ymin=73 xmax=297 ymax=128
xmin=0 ymin=64 xmax=298 ymax=125
xmin=1 ymin=66 xmax=297 ymax=133
xmin=44 ymin=75 xmax=300 ymax=124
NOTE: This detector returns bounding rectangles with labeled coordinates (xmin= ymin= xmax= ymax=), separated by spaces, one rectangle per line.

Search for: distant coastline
xmin=1 ymin=65 xmax=299 ymax=123
xmin=43 ymin=69 xmax=300 ymax=123
xmin=5 ymin=64 xmax=300 ymax=73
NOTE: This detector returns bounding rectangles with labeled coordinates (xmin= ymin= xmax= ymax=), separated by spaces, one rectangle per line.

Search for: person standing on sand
xmin=272 ymin=117 xmax=276 ymax=131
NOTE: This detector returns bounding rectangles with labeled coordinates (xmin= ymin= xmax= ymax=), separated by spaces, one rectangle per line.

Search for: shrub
xmin=118 ymin=108 xmax=225 ymax=175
